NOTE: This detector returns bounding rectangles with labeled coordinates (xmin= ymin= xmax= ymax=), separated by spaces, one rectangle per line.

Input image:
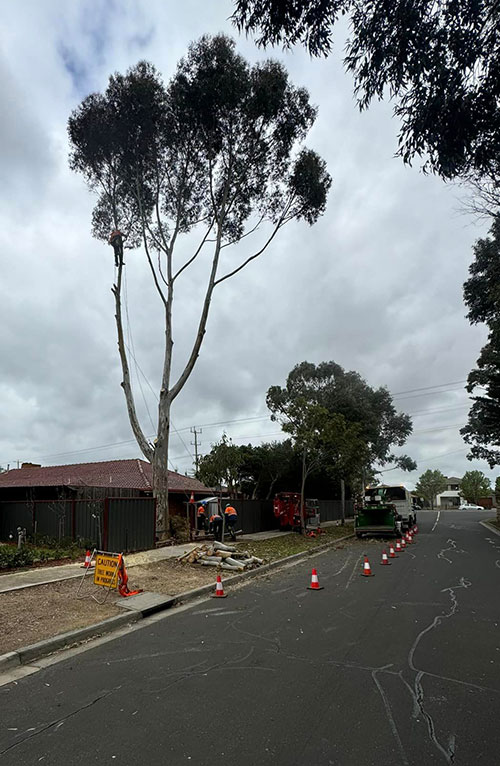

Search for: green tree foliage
xmin=460 ymin=470 xmax=491 ymax=504
xmin=197 ymin=434 xmax=244 ymax=497
xmin=414 ymin=470 xmax=447 ymax=509
xmin=266 ymin=361 xmax=415 ymax=527
xmin=461 ymin=219 xmax=500 ymax=467
xmin=68 ymin=35 xmax=331 ymax=531
xmin=267 ymin=361 xmax=415 ymax=477
xmin=238 ymin=440 xmax=295 ymax=499
xmin=233 ymin=0 xmax=500 ymax=179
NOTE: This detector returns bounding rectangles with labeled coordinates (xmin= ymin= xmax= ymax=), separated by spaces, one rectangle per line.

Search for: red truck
xmin=273 ymin=493 xmax=320 ymax=530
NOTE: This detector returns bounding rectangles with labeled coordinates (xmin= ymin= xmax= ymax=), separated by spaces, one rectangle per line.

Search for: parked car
xmin=459 ymin=503 xmax=483 ymax=510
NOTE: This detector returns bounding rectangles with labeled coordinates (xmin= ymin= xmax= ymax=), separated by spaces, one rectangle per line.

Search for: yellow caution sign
xmin=93 ymin=553 xmax=121 ymax=589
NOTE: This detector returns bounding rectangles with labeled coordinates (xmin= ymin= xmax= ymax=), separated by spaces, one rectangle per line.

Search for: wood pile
xmin=177 ymin=541 xmax=264 ymax=571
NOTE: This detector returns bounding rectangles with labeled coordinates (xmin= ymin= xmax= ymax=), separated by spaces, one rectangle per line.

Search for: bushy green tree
xmin=460 ymin=470 xmax=491 ymax=504
xmin=461 ymin=219 xmax=500 ymax=467
xmin=414 ymin=470 xmax=447 ymax=509
xmin=197 ymin=434 xmax=245 ymax=497
xmin=68 ymin=35 xmax=331 ymax=533
xmin=233 ymin=0 xmax=500 ymax=179
xmin=267 ymin=361 xmax=415 ymax=476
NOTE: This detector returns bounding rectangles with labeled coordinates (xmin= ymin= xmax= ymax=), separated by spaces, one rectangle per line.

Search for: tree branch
xmin=172 ymin=219 xmax=215 ymax=283
xmin=214 ymin=216 xmax=286 ymax=286
xmin=169 ymin=173 xmax=232 ymax=402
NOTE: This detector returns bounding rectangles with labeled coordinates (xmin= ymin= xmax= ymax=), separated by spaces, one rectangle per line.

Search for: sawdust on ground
xmin=0 ymin=560 xmax=220 ymax=654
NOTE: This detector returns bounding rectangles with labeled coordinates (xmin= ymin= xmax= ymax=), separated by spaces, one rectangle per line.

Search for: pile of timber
xmin=177 ymin=541 xmax=264 ymax=571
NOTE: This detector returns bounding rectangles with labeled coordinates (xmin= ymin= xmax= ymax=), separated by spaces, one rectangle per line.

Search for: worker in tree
xmin=209 ymin=509 xmax=223 ymax=542
xmin=224 ymin=503 xmax=238 ymax=541
xmin=109 ymin=229 xmax=125 ymax=267
xmin=197 ymin=504 xmax=207 ymax=534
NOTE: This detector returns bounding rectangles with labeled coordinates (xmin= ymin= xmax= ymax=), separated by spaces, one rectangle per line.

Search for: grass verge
xmin=242 ymin=523 xmax=353 ymax=562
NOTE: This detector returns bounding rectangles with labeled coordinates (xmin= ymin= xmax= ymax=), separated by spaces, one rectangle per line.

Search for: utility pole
xmin=190 ymin=427 xmax=202 ymax=474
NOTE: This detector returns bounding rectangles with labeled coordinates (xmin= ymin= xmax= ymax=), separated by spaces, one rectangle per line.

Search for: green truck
xmin=355 ymin=485 xmax=416 ymax=538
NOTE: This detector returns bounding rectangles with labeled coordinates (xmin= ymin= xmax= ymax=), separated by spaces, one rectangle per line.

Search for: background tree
xmin=68 ymin=35 xmax=331 ymax=534
xmin=460 ymin=470 xmax=491 ymax=504
xmin=238 ymin=440 xmax=295 ymax=499
xmin=233 ymin=0 xmax=500 ymax=179
xmin=414 ymin=470 xmax=447 ymax=510
xmin=267 ymin=361 xmax=415 ymax=475
xmin=197 ymin=434 xmax=244 ymax=497
xmin=461 ymin=218 xmax=500 ymax=467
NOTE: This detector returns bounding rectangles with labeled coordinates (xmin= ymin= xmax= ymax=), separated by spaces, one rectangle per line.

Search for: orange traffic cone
xmin=401 ymin=537 xmax=406 ymax=550
xmin=211 ymin=574 xmax=227 ymax=598
xmin=361 ymin=556 xmax=374 ymax=577
xmin=395 ymin=539 xmax=402 ymax=553
xmin=81 ymin=549 xmax=93 ymax=569
xmin=380 ymin=550 xmax=391 ymax=566
xmin=406 ymin=532 xmax=413 ymax=544
xmin=389 ymin=544 xmax=397 ymax=559
xmin=308 ymin=568 xmax=324 ymax=590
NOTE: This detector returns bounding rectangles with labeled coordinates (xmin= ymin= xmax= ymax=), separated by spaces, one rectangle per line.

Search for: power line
xmin=391 ymin=380 xmax=466 ymax=396
xmin=411 ymin=423 xmax=465 ymax=435
xmin=408 ymin=404 xmax=469 ymax=417
xmin=393 ymin=386 xmax=468 ymax=402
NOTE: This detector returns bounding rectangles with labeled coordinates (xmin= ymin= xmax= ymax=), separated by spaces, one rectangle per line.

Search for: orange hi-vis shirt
xmin=197 ymin=506 xmax=206 ymax=516
xmin=224 ymin=506 xmax=237 ymax=516
xmin=210 ymin=513 xmax=222 ymax=523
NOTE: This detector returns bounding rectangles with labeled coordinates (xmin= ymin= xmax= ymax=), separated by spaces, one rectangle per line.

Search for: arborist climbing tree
xmin=109 ymin=229 xmax=125 ymax=267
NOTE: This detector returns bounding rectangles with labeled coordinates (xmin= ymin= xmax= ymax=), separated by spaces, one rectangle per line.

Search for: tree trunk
xmin=340 ymin=478 xmax=346 ymax=526
xmin=300 ymin=447 xmax=307 ymax=536
xmin=153 ymin=393 xmax=171 ymax=538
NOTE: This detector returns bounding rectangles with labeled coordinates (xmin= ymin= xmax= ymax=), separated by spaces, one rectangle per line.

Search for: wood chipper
xmin=273 ymin=493 xmax=318 ymax=530
xmin=355 ymin=485 xmax=415 ymax=538
xmin=355 ymin=488 xmax=399 ymax=538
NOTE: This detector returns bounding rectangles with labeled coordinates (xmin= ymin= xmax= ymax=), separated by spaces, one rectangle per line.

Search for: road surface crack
xmin=0 ymin=687 xmax=118 ymax=756
xmin=406 ymin=577 xmax=471 ymax=764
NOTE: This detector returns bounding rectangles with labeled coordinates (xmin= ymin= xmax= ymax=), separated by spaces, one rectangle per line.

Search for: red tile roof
xmin=0 ymin=459 xmax=211 ymax=494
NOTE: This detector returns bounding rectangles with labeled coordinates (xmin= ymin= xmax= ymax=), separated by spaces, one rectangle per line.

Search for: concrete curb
xmin=0 ymin=613 xmax=142 ymax=670
xmin=0 ymin=532 xmax=354 ymax=669
xmin=480 ymin=519 xmax=500 ymax=537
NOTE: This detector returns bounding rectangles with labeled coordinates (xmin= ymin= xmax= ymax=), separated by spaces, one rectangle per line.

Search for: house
xmin=0 ymin=459 xmax=212 ymax=550
xmin=436 ymin=476 xmax=462 ymax=509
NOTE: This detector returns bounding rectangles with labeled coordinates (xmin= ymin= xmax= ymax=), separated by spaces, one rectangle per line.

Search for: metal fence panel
xmin=74 ymin=500 xmax=102 ymax=547
xmin=0 ymin=502 xmax=33 ymax=539
xmin=318 ymin=499 xmax=354 ymax=522
xmin=107 ymin=498 xmax=155 ymax=552
xmin=235 ymin=500 xmax=275 ymax=534
xmin=34 ymin=501 xmax=72 ymax=540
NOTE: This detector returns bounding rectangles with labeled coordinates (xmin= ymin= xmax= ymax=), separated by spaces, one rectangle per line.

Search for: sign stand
xmin=76 ymin=549 xmax=122 ymax=605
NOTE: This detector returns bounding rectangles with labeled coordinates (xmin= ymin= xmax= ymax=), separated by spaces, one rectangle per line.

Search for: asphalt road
xmin=1 ymin=511 xmax=500 ymax=765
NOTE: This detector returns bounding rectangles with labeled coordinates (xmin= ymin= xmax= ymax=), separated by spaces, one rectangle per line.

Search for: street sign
xmin=93 ymin=553 xmax=121 ymax=589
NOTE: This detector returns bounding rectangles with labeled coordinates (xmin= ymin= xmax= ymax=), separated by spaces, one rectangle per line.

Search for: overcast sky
xmin=0 ymin=0 xmax=494 ymax=490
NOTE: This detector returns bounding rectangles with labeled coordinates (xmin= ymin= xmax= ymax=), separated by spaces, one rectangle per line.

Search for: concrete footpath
xmin=0 ymin=543 xmax=200 ymax=593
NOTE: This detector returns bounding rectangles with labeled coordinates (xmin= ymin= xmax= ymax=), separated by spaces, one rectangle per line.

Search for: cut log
xmin=200 ymin=559 xmax=222 ymax=567
xmin=213 ymin=541 xmax=236 ymax=552
xmin=177 ymin=546 xmax=201 ymax=562
xmin=224 ymin=557 xmax=246 ymax=570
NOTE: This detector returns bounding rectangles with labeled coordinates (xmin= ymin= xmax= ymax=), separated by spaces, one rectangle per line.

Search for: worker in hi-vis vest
xmin=224 ymin=504 xmax=238 ymax=541
xmin=197 ymin=504 xmax=207 ymax=533
xmin=209 ymin=510 xmax=223 ymax=542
